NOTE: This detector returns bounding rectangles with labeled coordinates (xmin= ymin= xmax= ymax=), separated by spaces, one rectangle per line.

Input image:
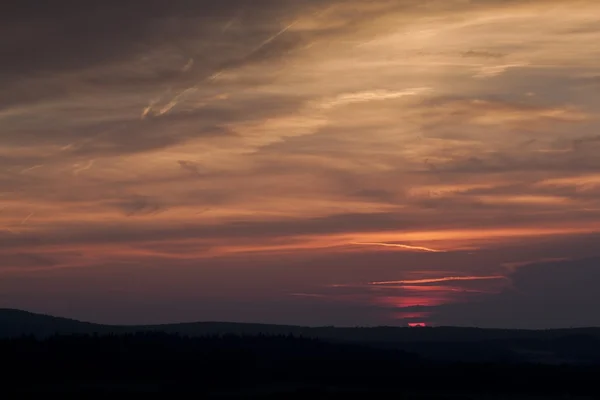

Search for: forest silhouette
xmin=3 ymin=309 xmax=600 ymax=396
xmin=3 ymin=331 xmax=600 ymax=397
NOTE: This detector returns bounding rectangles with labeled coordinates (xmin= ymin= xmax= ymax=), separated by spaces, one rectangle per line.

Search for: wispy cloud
xmin=351 ymin=242 xmax=446 ymax=253
xmin=317 ymin=88 xmax=432 ymax=109
xmin=369 ymin=276 xmax=508 ymax=286
xmin=1 ymin=0 xmax=600 ymax=326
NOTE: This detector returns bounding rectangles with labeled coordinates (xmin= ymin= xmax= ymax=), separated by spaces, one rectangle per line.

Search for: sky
xmin=1 ymin=0 xmax=600 ymax=328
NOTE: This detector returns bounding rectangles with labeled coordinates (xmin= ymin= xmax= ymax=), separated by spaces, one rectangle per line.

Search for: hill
xmin=3 ymin=308 xmax=600 ymax=340
xmin=0 ymin=308 xmax=106 ymax=338
xmin=4 ymin=309 xmax=600 ymax=395
xmin=3 ymin=308 xmax=600 ymax=364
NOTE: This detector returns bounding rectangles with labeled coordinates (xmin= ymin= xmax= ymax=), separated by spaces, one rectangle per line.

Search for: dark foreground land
xmin=2 ymin=309 xmax=600 ymax=397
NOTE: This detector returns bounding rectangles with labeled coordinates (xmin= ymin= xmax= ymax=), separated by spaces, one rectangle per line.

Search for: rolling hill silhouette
xmin=3 ymin=308 xmax=600 ymax=365
xmin=4 ymin=309 xmax=600 ymax=396
xmin=2 ymin=308 xmax=600 ymax=341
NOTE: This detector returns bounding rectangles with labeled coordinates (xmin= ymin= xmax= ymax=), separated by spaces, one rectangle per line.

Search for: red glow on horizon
xmin=375 ymin=295 xmax=449 ymax=308
xmin=408 ymin=322 xmax=427 ymax=327
xmin=395 ymin=311 xmax=431 ymax=320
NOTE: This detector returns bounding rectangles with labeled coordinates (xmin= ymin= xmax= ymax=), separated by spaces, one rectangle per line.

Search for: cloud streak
xmin=369 ymin=276 xmax=508 ymax=286
xmin=351 ymin=242 xmax=446 ymax=253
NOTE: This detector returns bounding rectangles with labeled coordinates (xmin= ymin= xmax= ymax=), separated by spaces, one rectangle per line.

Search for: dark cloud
xmin=429 ymin=148 xmax=600 ymax=175
xmin=572 ymin=134 xmax=600 ymax=149
xmin=580 ymin=76 xmax=600 ymax=86
xmin=1 ymin=0 xmax=389 ymax=110
xmin=1 ymin=202 xmax=599 ymax=253
xmin=177 ymin=160 xmax=204 ymax=177
xmin=429 ymin=258 xmax=600 ymax=328
xmin=1 ymin=253 xmax=58 ymax=269
xmin=0 ymin=0 xmax=341 ymax=140
xmin=107 ymin=195 xmax=169 ymax=217
xmin=0 ymin=212 xmax=410 ymax=250
xmin=352 ymin=189 xmax=399 ymax=202
xmin=0 ymin=1 xmax=318 ymax=78
xmin=4 ymin=0 xmax=495 ymax=110
xmin=461 ymin=50 xmax=505 ymax=59
xmin=0 ymin=91 xmax=306 ymax=167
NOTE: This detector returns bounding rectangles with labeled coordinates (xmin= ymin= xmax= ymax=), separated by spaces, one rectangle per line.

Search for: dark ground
xmin=3 ymin=309 xmax=600 ymax=397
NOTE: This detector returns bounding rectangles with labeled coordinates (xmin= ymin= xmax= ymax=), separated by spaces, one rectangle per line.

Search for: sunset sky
xmin=2 ymin=0 xmax=600 ymax=328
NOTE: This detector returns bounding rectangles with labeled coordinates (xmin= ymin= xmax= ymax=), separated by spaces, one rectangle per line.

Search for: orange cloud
xmin=370 ymin=276 xmax=507 ymax=286
xmin=1 ymin=0 xmax=600 ymax=326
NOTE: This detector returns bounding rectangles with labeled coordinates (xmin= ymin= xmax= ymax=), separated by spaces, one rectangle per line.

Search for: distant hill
xmin=2 ymin=309 xmax=600 ymax=364
xmin=0 ymin=309 xmax=107 ymax=338
xmin=0 ymin=309 xmax=315 ymax=338
xmin=2 ymin=308 xmax=600 ymax=341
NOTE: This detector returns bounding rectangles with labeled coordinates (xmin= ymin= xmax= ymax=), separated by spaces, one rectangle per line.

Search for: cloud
xmin=429 ymin=258 xmax=600 ymax=328
xmin=370 ymin=276 xmax=507 ymax=286
xmin=177 ymin=160 xmax=204 ymax=177
xmin=317 ymin=88 xmax=432 ymax=109
xmin=0 ymin=1 xmax=326 ymax=79
xmin=420 ymin=98 xmax=589 ymax=126
xmin=352 ymin=242 xmax=446 ymax=253
xmin=107 ymin=195 xmax=169 ymax=217
xmin=574 ymin=76 xmax=600 ymax=88
xmin=1 ymin=0 xmax=600 ymax=326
